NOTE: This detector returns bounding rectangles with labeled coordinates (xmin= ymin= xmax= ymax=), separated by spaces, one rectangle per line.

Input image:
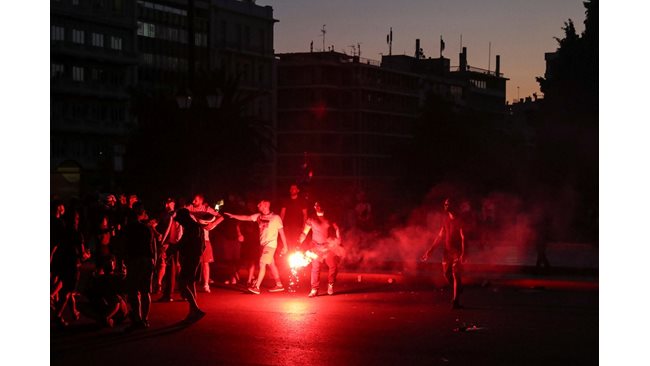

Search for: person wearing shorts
xmin=225 ymin=200 xmax=288 ymax=294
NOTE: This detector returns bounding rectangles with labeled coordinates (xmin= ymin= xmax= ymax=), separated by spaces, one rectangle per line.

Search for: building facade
xmin=276 ymin=52 xmax=420 ymax=203
xmin=51 ymin=0 xmax=138 ymax=198
xmin=276 ymin=47 xmax=508 ymax=205
xmin=51 ymin=0 xmax=276 ymax=198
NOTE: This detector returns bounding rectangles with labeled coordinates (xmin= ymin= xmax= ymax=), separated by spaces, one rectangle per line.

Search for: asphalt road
xmin=51 ymin=273 xmax=598 ymax=366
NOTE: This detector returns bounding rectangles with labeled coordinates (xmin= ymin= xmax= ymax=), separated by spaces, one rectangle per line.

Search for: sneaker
xmin=54 ymin=316 xmax=68 ymax=328
xmin=124 ymin=320 xmax=147 ymax=332
xmin=327 ymin=283 xmax=334 ymax=295
xmin=268 ymin=285 xmax=285 ymax=293
xmin=308 ymin=289 xmax=318 ymax=297
xmin=184 ymin=309 xmax=206 ymax=322
xmin=248 ymin=286 xmax=261 ymax=295
xmin=202 ymin=285 xmax=211 ymax=293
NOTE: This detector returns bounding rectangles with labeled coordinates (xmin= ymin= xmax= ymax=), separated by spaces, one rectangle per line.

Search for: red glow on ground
xmin=500 ymin=278 xmax=598 ymax=290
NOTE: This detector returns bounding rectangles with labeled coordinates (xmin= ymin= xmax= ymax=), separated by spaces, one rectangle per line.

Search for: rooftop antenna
xmin=358 ymin=43 xmax=361 ymax=57
xmin=386 ymin=27 xmax=393 ymax=56
xmin=488 ymin=41 xmax=491 ymax=73
xmin=310 ymin=40 xmax=313 ymax=52
xmin=321 ymin=24 xmax=326 ymax=52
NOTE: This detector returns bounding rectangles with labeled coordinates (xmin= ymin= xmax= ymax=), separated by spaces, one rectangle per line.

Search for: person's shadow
xmin=51 ymin=317 xmax=203 ymax=359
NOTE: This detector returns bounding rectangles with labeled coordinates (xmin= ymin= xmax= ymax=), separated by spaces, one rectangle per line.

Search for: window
xmin=92 ymin=33 xmax=104 ymax=47
xmin=72 ymin=66 xmax=84 ymax=81
xmin=110 ymin=36 xmax=122 ymax=50
xmin=137 ymin=21 xmax=155 ymax=38
xmin=142 ymin=53 xmax=153 ymax=65
xmin=145 ymin=23 xmax=155 ymax=38
xmin=470 ymin=79 xmax=487 ymax=89
xmin=72 ymin=29 xmax=85 ymax=44
xmin=91 ymin=68 xmax=104 ymax=81
xmin=72 ymin=0 xmax=79 ymax=5
xmin=51 ymin=26 xmax=65 ymax=41
xmin=51 ymin=63 xmax=65 ymax=78
xmin=195 ymin=32 xmax=207 ymax=47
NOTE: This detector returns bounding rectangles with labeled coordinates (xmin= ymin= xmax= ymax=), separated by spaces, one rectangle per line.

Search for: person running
xmin=225 ymin=200 xmax=288 ymax=295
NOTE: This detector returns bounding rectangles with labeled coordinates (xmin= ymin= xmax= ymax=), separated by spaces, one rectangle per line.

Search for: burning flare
xmin=287 ymin=251 xmax=319 ymax=292
xmin=288 ymin=251 xmax=318 ymax=270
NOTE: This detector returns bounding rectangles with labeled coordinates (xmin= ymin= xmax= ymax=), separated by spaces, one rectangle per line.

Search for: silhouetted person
xmin=174 ymin=208 xmax=207 ymax=321
xmin=422 ymin=198 xmax=465 ymax=309
xmin=52 ymin=209 xmax=89 ymax=326
xmin=123 ymin=205 xmax=157 ymax=330
xmin=535 ymin=213 xmax=552 ymax=273
xmin=157 ymin=198 xmax=183 ymax=302
xmin=280 ymin=184 xmax=308 ymax=252
xmin=215 ymin=193 xmax=247 ymax=285
xmin=51 ymin=200 xmax=66 ymax=311
xmin=186 ymin=193 xmax=223 ymax=293
xmin=84 ymin=255 xmax=128 ymax=328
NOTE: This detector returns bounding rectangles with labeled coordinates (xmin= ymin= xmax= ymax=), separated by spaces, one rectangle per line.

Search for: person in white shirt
xmin=225 ymin=200 xmax=288 ymax=294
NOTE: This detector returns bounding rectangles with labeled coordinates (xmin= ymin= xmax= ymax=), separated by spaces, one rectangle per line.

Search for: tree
xmin=124 ymin=69 xmax=274 ymax=203
xmin=533 ymin=0 xmax=598 ymax=241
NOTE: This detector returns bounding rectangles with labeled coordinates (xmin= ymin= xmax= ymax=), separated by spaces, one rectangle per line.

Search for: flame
xmin=287 ymin=251 xmax=320 ymax=292
xmin=289 ymin=251 xmax=309 ymax=269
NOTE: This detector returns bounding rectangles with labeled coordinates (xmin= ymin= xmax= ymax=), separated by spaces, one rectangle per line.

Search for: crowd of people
xmin=51 ymin=182 xmax=483 ymax=333
xmin=50 ymin=184 xmax=353 ymax=330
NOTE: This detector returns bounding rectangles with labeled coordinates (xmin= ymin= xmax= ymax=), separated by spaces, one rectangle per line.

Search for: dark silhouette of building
xmin=51 ymin=0 xmax=138 ymax=198
xmin=51 ymin=0 xmax=277 ymax=199
xmin=275 ymin=51 xmax=420 ymax=201
xmin=275 ymin=43 xmax=508 ymax=201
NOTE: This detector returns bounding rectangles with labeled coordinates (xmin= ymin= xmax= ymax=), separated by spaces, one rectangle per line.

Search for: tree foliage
xmin=532 ymin=0 xmax=598 ymax=241
xmin=124 ymin=69 xmax=274 ymax=203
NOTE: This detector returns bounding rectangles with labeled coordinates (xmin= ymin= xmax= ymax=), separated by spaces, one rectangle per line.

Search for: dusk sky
xmin=261 ymin=0 xmax=588 ymax=103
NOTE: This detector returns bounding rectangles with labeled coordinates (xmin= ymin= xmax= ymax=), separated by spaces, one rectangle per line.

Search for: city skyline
xmin=264 ymin=0 xmax=587 ymax=103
